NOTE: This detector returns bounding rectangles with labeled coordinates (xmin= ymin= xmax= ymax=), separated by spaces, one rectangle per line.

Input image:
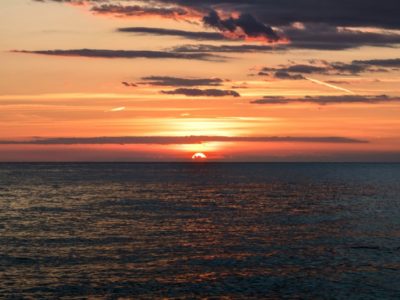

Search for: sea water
xmin=1 ymin=163 xmax=400 ymax=298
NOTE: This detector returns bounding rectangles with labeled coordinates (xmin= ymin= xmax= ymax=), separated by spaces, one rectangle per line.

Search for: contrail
xmin=306 ymin=77 xmax=355 ymax=94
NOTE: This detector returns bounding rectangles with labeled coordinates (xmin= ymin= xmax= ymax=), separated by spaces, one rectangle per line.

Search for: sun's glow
xmin=160 ymin=118 xmax=251 ymax=137
xmin=192 ymin=152 xmax=207 ymax=160
xmin=175 ymin=142 xmax=227 ymax=154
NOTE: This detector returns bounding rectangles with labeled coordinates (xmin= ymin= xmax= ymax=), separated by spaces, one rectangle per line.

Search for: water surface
xmin=1 ymin=163 xmax=400 ymax=298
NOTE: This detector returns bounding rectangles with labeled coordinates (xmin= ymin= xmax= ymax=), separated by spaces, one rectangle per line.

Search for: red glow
xmin=192 ymin=152 xmax=207 ymax=160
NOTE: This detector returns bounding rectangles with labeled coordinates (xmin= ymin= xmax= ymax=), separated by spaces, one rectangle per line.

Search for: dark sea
xmin=1 ymin=163 xmax=400 ymax=299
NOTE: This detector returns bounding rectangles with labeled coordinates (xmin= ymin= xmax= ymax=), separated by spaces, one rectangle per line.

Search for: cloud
xmin=34 ymin=1 xmax=200 ymax=22
xmin=325 ymin=80 xmax=350 ymax=85
xmin=171 ymin=44 xmax=278 ymax=53
xmin=203 ymin=10 xmax=281 ymax=41
xmin=168 ymin=24 xmax=400 ymax=52
xmin=138 ymin=0 xmax=400 ymax=30
xmin=273 ymin=71 xmax=305 ymax=80
xmin=160 ymin=23 xmax=400 ymax=48
xmin=0 ymin=135 xmax=367 ymax=145
xmin=34 ymin=0 xmax=400 ymax=31
xmin=34 ymin=1 xmax=400 ymax=50
xmin=170 ymin=35 xmax=400 ymax=52
xmin=121 ymin=82 xmax=137 ymax=87
xmin=13 ymin=49 xmax=219 ymax=61
xmin=282 ymin=23 xmax=400 ymax=50
xmin=161 ymin=88 xmax=240 ymax=97
xmin=257 ymin=63 xmax=355 ymax=80
xmin=256 ymin=58 xmax=398 ymax=79
xmin=118 ymin=27 xmax=225 ymax=41
xmin=352 ymin=58 xmax=400 ymax=68
xmin=264 ymin=64 xmax=332 ymax=75
xmin=140 ymin=76 xmax=224 ymax=87
xmin=251 ymin=95 xmax=399 ymax=105
xmin=91 ymin=4 xmax=194 ymax=19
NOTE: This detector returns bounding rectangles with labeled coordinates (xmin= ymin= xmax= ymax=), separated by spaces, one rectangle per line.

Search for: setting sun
xmin=192 ymin=152 xmax=207 ymax=160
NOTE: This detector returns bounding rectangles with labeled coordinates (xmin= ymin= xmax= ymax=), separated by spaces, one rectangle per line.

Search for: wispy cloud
xmin=13 ymin=49 xmax=220 ymax=61
xmin=251 ymin=95 xmax=398 ymax=105
xmin=120 ymin=24 xmax=400 ymax=49
xmin=140 ymin=76 xmax=224 ymax=87
xmin=91 ymin=3 xmax=198 ymax=19
xmin=256 ymin=59 xmax=393 ymax=79
xmin=352 ymin=58 xmax=400 ymax=68
xmin=121 ymin=82 xmax=137 ymax=87
xmin=118 ymin=27 xmax=225 ymax=41
xmin=161 ymin=88 xmax=240 ymax=97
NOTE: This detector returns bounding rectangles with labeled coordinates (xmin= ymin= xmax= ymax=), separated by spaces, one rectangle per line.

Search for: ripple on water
xmin=1 ymin=163 xmax=400 ymax=298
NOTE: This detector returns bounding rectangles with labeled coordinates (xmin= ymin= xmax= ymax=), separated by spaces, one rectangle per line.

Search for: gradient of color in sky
xmin=1 ymin=0 xmax=400 ymax=162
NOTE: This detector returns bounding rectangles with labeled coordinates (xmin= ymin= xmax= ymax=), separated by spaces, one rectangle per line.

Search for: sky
xmin=1 ymin=0 xmax=400 ymax=161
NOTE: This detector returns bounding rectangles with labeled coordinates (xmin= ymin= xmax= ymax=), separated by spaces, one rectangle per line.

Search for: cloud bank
xmin=251 ymin=95 xmax=399 ymax=105
xmin=0 ymin=135 xmax=367 ymax=145
xmin=118 ymin=27 xmax=225 ymax=41
xmin=141 ymin=76 xmax=224 ymax=87
xmin=161 ymin=88 xmax=240 ymax=97
xmin=255 ymin=58 xmax=400 ymax=79
xmin=13 ymin=49 xmax=219 ymax=61
xmin=33 ymin=0 xmax=400 ymax=50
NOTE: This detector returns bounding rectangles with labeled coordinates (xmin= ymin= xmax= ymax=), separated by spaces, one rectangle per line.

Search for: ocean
xmin=1 ymin=163 xmax=400 ymax=299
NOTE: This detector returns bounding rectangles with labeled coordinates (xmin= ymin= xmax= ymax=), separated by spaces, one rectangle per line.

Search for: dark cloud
xmin=264 ymin=64 xmax=332 ymax=74
xmin=0 ymin=135 xmax=366 ymax=145
xmin=257 ymin=63 xmax=354 ymax=80
xmin=326 ymin=80 xmax=350 ymax=85
xmin=328 ymin=62 xmax=373 ymax=74
xmin=13 ymin=49 xmax=219 ymax=61
xmin=118 ymin=27 xmax=225 ymax=41
xmin=203 ymin=10 xmax=280 ymax=41
xmin=141 ymin=76 xmax=223 ymax=87
xmin=170 ymin=26 xmax=400 ymax=52
xmin=251 ymin=96 xmax=291 ymax=105
xmin=91 ymin=4 xmax=190 ymax=18
xmin=258 ymin=63 xmax=338 ymax=80
xmin=283 ymin=23 xmax=400 ymax=50
xmin=171 ymin=44 xmax=278 ymax=53
xmin=121 ymin=82 xmax=137 ymax=87
xmin=161 ymin=88 xmax=240 ymax=97
xmin=231 ymin=84 xmax=249 ymax=89
xmin=142 ymin=0 xmax=400 ymax=30
xmin=352 ymin=58 xmax=400 ymax=68
xmin=34 ymin=0 xmax=197 ymax=21
xmin=175 ymin=14 xmax=400 ymax=51
xmin=34 ymin=1 xmax=400 ymax=49
xmin=273 ymin=71 xmax=306 ymax=80
xmin=251 ymin=95 xmax=399 ymax=105
xmin=34 ymin=0 xmax=400 ymax=31
xmin=257 ymin=58 xmax=398 ymax=79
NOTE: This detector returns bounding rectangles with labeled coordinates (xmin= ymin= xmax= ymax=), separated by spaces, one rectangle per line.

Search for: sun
xmin=192 ymin=152 xmax=207 ymax=160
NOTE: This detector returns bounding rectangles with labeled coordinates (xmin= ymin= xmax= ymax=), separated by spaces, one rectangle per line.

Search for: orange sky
xmin=1 ymin=0 xmax=400 ymax=161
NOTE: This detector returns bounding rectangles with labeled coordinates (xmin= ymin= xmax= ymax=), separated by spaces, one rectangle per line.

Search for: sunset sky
xmin=1 ymin=0 xmax=400 ymax=161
